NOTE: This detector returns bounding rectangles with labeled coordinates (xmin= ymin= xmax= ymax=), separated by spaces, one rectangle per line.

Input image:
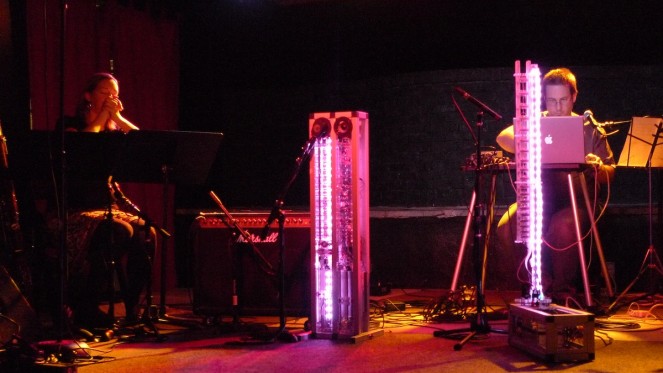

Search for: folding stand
xmin=451 ymin=165 xmax=615 ymax=311
xmin=577 ymin=170 xmax=615 ymax=304
xmin=114 ymin=130 xmax=223 ymax=324
xmin=608 ymin=117 xmax=663 ymax=313
xmin=566 ymin=170 xmax=610 ymax=310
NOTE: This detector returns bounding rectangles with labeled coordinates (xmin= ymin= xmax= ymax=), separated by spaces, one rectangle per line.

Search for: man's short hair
xmin=542 ymin=68 xmax=578 ymax=97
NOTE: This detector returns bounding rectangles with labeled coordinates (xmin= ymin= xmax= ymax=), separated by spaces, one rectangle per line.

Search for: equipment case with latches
xmin=508 ymin=303 xmax=595 ymax=363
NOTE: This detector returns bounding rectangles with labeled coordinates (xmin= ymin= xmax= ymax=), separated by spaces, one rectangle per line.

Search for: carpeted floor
xmin=10 ymin=288 xmax=663 ymax=372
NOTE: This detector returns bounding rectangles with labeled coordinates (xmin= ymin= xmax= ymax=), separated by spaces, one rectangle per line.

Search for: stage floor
xmin=15 ymin=288 xmax=663 ymax=372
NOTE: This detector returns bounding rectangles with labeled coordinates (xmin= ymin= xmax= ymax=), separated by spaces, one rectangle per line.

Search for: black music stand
xmin=18 ymin=131 xmax=127 ymax=328
xmin=11 ymin=131 xmax=148 ymax=346
xmin=64 ymin=132 xmax=128 ymax=180
xmin=63 ymin=133 xmax=132 ymax=327
xmin=23 ymin=131 xmax=222 ymax=338
xmin=113 ymin=130 xmax=224 ymax=324
xmin=608 ymin=117 xmax=663 ymax=313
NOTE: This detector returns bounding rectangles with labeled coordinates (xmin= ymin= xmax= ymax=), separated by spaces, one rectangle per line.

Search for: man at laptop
xmin=495 ymin=67 xmax=615 ymax=302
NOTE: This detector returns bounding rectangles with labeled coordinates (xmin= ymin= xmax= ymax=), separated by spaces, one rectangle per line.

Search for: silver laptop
xmin=540 ymin=116 xmax=586 ymax=165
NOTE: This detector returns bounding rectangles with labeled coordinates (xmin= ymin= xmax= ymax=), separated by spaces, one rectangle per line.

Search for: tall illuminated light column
xmin=309 ymin=111 xmax=372 ymax=339
xmin=513 ymin=61 xmax=545 ymax=300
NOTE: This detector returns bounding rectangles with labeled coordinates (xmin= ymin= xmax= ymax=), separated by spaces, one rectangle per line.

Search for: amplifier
xmin=190 ymin=211 xmax=311 ymax=317
xmin=195 ymin=212 xmax=311 ymax=228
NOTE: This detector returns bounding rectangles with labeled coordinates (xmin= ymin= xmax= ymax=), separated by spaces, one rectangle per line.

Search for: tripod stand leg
xmin=452 ymin=191 xmax=476 ymax=292
xmin=435 ymin=173 xmax=501 ymax=350
xmin=607 ymin=245 xmax=663 ymax=313
xmin=451 ymin=173 xmax=494 ymax=293
xmin=433 ymin=311 xmax=493 ymax=350
xmin=114 ymin=225 xmax=166 ymax=342
xmin=568 ymin=174 xmax=593 ymax=307
xmin=651 ymin=248 xmax=663 ymax=276
xmin=607 ymin=260 xmax=648 ymax=313
xmin=579 ymin=172 xmax=614 ymax=298
xmin=454 ymin=330 xmax=478 ymax=351
xmin=481 ymin=174 xmax=497 ymax=288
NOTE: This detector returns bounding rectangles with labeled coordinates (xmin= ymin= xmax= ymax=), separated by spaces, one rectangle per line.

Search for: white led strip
xmin=314 ymin=136 xmax=334 ymax=330
xmin=526 ymin=65 xmax=544 ymax=299
xmin=514 ymin=61 xmax=544 ymax=300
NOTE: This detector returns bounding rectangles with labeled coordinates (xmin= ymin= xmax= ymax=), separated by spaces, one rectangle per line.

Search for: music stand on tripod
xmin=608 ymin=117 xmax=663 ymax=313
xmin=113 ymin=130 xmax=224 ymax=326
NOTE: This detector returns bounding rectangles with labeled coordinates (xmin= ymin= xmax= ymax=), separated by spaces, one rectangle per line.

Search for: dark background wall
xmin=176 ymin=0 xmax=663 ymax=210
xmin=168 ymin=0 xmax=663 ymax=292
xmin=171 ymin=0 xmax=663 ymax=292
xmin=181 ymin=66 xmax=661 ymax=209
xmin=4 ymin=0 xmax=663 ymax=291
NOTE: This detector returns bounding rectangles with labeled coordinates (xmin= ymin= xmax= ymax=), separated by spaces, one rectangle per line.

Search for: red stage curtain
xmin=26 ymin=0 xmax=180 ymax=289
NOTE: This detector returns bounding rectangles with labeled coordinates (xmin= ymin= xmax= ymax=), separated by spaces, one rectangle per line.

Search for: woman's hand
xmin=104 ymin=96 xmax=124 ymax=119
xmin=103 ymin=96 xmax=139 ymax=132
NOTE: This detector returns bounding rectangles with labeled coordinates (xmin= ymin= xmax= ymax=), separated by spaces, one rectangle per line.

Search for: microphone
xmin=109 ymin=178 xmax=142 ymax=216
xmin=583 ymin=110 xmax=632 ymax=137
xmin=300 ymin=119 xmax=331 ymax=164
xmin=583 ymin=109 xmax=629 ymax=128
xmin=306 ymin=118 xmax=331 ymax=148
xmin=454 ymin=86 xmax=503 ymax=121
xmin=310 ymin=119 xmax=331 ymax=139
xmin=583 ymin=110 xmax=602 ymax=127
xmin=108 ymin=177 xmax=172 ymax=238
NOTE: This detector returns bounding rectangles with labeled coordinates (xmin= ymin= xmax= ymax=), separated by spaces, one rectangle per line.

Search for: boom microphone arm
xmin=454 ymin=86 xmax=503 ymax=121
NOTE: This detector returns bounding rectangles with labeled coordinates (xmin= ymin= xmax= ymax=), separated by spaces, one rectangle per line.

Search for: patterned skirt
xmin=66 ymin=209 xmax=142 ymax=274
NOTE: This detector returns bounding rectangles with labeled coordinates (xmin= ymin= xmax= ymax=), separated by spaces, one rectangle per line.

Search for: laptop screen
xmin=539 ymin=116 xmax=586 ymax=165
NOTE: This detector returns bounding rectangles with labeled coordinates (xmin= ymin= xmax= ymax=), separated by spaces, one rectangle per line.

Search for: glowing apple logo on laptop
xmin=544 ymin=134 xmax=553 ymax=145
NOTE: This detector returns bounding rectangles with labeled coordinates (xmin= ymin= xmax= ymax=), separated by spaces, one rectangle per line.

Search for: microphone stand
xmin=32 ymin=1 xmax=81 ymax=362
xmin=434 ymin=90 xmax=506 ymax=350
xmin=246 ymin=135 xmax=318 ymax=343
xmin=155 ymin=166 xmax=203 ymax=331
xmin=208 ymin=190 xmax=275 ymax=330
xmin=57 ymin=0 xmax=69 ymax=342
xmin=209 ymin=191 xmax=275 ymax=278
xmin=158 ymin=165 xmax=171 ymax=321
xmin=110 ymin=180 xmax=169 ymax=341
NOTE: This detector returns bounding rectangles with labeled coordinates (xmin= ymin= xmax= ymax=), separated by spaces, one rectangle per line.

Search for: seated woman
xmin=46 ymin=73 xmax=155 ymax=330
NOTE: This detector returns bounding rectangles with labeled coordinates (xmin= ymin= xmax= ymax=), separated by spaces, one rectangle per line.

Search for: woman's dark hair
xmin=75 ymin=72 xmax=117 ymax=119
